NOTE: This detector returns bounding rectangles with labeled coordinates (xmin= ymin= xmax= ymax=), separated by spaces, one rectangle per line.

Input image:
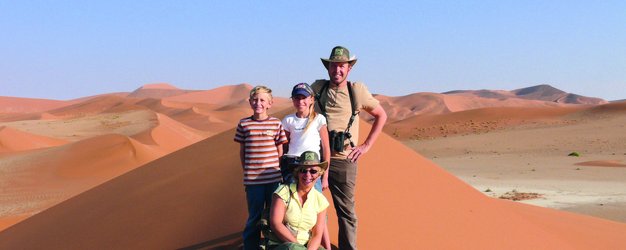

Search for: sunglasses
xmin=299 ymin=168 xmax=319 ymax=175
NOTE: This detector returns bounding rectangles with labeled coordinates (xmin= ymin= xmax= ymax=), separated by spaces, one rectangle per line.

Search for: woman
xmin=270 ymin=151 xmax=329 ymax=250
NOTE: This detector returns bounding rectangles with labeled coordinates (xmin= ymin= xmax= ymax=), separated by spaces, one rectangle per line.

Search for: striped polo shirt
xmin=234 ymin=116 xmax=288 ymax=185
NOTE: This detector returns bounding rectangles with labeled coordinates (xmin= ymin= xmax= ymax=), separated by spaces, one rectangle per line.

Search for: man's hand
xmin=347 ymin=105 xmax=387 ymax=162
xmin=347 ymin=143 xmax=372 ymax=162
xmin=322 ymin=175 xmax=329 ymax=191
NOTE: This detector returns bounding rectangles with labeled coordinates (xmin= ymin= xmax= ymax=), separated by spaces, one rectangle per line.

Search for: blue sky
xmin=2 ymin=1 xmax=625 ymax=101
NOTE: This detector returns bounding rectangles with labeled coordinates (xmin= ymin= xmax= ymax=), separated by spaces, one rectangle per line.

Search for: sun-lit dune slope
xmin=131 ymin=113 xmax=207 ymax=152
xmin=0 ymin=110 xmax=157 ymax=142
xmin=0 ymin=134 xmax=160 ymax=231
xmin=45 ymin=95 xmax=145 ymax=118
xmin=374 ymin=93 xmax=451 ymax=122
xmin=0 ymin=126 xmax=247 ymax=249
xmin=135 ymin=98 xmax=248 ymax=135
xmin=354 ymin=122 xmax=626 ymax=249
xmin=2 ymin=117 xmax=625 ymax=249
xmin=578 ymin=100 xmax=626 ymax=116
xmin=0 ymin=126 xmax=68 ymax=152
xmin=0 ymin=111 xmax=207 ymax=230
xmin=385 ymin=105 xmax=586 ymax=140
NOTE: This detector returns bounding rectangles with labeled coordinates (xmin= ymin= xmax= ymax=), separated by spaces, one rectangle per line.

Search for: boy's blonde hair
xmin=249 ymin=85 xmax=273 ymax=101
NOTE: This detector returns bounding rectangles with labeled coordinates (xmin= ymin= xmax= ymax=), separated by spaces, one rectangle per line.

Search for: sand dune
xmin=46 ymin=95 xmax=144 ymax=118
xmin=386 ymin=105 xmax=585 ymax=140
xmin=0 ymin=111 xmax=207 ymax=231
xmin=164 ymin=83 xmax=253 ymax=105
xmin=131 ymin=113 xmax=207 ymax=152
xmin=512 ymin=84 xmax=607 ymax=104
xmin=0 ymin=110 xmax=157 ymax=142
xmin=0 ymin=134 xmax=160 ymax=231
xmin=373 ymin=90 xmax=583 ymax=124
xmin=0 ymin=96 xmax=72 ymax=114
xmin=0 ymin=83 xmax=623 ymax=248
xmin=374 ymin=93 xmax=450 ymax=122
xmin=0 ymin=126 xmax=67 ymax=153
xmin=446 ymin=84 xmax=607 ymax=105
xmin=0 ymin=128 xmax=246 ymax=248
xmin=128 ymin=83 xmax=192 ymax=99
xmin=1 ymin=116 xmax=624 ymax=249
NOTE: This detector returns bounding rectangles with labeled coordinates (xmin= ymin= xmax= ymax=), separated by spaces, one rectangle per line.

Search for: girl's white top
xmin=282 ymin=113 xmax=327 ymax=156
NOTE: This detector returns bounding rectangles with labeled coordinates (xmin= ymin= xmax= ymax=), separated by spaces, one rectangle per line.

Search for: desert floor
xmin=404 ymin=113 xmax=626 ymax=223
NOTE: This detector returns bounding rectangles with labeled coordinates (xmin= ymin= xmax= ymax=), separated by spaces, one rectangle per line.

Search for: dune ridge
xmin=128 ymin=83 xmax=191 ymax=99
xmin=164 ymin=83 xmax=253 ymax=105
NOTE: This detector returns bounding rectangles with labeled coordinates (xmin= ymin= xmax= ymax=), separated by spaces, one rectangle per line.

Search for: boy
xmin=234 ymin=85 xmax=288 ymax=250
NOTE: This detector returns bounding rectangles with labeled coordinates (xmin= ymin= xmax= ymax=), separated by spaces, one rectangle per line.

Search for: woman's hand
xmin=322 ymin=172 xmax=329 ymax=191
xmin=307 ymin=209 xmax=327 ymax=250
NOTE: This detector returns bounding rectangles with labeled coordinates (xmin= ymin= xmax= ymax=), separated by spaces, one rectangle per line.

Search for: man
xmin=311 ymin=46 xmax=387 ymax=250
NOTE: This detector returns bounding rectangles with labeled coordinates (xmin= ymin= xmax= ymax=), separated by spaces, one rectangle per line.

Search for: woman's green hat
xmin=290 ymin=151 xmax=328 ymax=171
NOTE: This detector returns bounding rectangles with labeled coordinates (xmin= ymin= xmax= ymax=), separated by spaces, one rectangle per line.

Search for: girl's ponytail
xmin=303 ymin=96 xmax=317 ymax=132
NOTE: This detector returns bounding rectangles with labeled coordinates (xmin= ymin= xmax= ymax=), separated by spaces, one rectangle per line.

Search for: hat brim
xmin=291 ymin=89 xmax=312 ymax=97
xmin=321 ymin=58 xmax=357 ymax=69
xmin=290 ymin=161 xmax=329 ymax=172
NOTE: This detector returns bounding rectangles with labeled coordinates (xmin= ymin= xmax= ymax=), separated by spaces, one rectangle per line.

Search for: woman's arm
xmin=307 ymin=209 xmax=327 ymax=250
xmin=319 ymin=125 xmax=330 ymax=190
xmin=270 ymin=194 xmax=298 ymax=243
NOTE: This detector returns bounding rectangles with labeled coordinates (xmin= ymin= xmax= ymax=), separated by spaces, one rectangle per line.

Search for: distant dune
xmin=0 ymin=96 xmax=72 ymax=113
xmin=444 ymin=84 xmax=606 ymax=105
xmin=164 ymin=83 xmax=253 ymax=105
xmin=127 ymin=83 xmax=192 ymax=99
xmin=372 ymin=84 xmax=603 ymax=124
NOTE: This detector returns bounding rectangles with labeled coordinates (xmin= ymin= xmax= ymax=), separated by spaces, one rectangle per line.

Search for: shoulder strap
xmin=345 ymin=82 xmax=359 ymax=133
xmin=316 ymin=81 xmax=330 ymax=117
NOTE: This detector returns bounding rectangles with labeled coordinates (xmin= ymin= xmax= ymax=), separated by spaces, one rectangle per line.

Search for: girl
xmin=281 ymin=82 xmax=331 ymax=250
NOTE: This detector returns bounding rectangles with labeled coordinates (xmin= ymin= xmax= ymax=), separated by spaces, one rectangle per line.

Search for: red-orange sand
xmin=0 ymin=119 xmax=624 ymax=249
xmin=0 ymin=84 xmax=624 ymax=249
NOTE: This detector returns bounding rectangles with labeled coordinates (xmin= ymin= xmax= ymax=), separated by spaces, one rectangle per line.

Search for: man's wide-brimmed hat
xmin=321 ymin=46 xmax=357 ymax=69
xmin=290 ymin=151 xmax=328 ymax=171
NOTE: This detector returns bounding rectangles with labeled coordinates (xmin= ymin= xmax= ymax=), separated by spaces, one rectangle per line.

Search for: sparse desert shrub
xmin=568 ymin=152 xmax=580 ymax=157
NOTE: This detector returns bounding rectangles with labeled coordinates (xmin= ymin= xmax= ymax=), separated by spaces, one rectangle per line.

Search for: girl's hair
xmin=302 ymin=96 xmax=317 ymax=133
xmin=249 ymin=85 xmax=273 ymax=101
